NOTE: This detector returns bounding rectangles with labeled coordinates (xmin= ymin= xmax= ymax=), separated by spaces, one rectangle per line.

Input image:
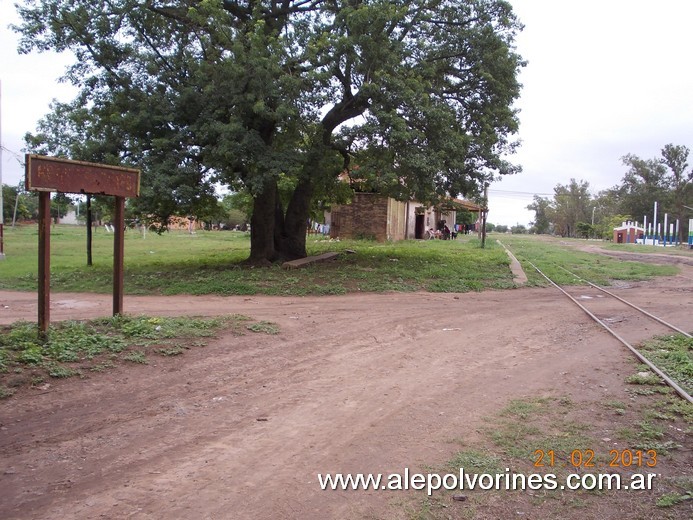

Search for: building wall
xmin=387 ymin=198 xmax=407 ymax=240
xmin=330 ymin=193 xmax=390 ymax=240
xmin=60 ymin=209 xmax=80 ymax=225
xmin=613 ymin=227 xmax=643 ymax=243
xmin=405 ymin=202 xmax=424 ymax=239
xmin=328 ymin=193 xmax=459 ymax=241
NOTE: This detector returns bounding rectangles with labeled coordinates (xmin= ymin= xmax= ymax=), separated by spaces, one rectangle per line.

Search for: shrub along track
xmin=0 ymin=259 xmax=692 ymax=519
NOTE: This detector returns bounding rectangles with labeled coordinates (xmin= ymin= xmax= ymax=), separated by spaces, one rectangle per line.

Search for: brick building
xmin=326 ymin=193 xmax=481 ymax=241
xmin=613 ymin=221 xmax=644 ymax=244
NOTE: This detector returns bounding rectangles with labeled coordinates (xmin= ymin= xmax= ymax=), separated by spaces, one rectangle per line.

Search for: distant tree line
xmin=484 ymin=222 xmax=525 ymax=234
xmin=526 ymin=144 xmax=692 ymax=242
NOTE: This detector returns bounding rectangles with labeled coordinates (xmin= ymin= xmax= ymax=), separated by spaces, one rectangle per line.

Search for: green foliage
xmin=15 ymin=0 xmax=525 ymax=262
xmin=46 ymin=363 xmax=78 ymax=378
xmin=575 ymin=221 xmax=593 ymax=238
xmin=157 ymin=346 xmax=185 ymax=357
xmin=656 ymin=491 xmax=692 ymax=508
xmin=616 ymin=153 xmax=670 ymax=225
xmin=635 ymin=335 xmax=693 ymax=395
xmin=660 ymin=144 xmax=692 ymax=242
xmin=51 ymin=193 xmax=74 ymax=221
xmin=446 ymin=450 xmax=502 ymax=475
xmin=2 ymin=184 xmax=37 ymax=223
xmin=526 ymin=195 xmax=552 ymax=234
xmin=551 ymin=179 xmax=592 ymax=237
xmin=0 ymin=314 xmax=241 ymax=395
xmin=455 ymin=209 xmax=476 ymax=227
xmin=220 ymin=193 xmax=252 ymax=227
xmin=625 ymin=372 xmax=663 ymax=386
xmin=246 ymin=321 xmax=280 ymax=335
xmin=593 ymin=145 xmax=691 ymax=241
xmin=595 ymin=214 xmax=631 ymax=240
xmin=18 ymin=345 xmax=45 ymax=365
xmin=0 ymin=225 xmax=520 ymax=295
xmin=528 ymin=143 xmax=691 ymax=241
xmin=123 ymin=350 xmax=148 ymax=364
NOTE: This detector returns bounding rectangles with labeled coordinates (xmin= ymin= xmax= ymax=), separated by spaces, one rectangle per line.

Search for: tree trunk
xmin=277 ymin=178 xmax=314 ymax=260
xmin=248 ymin=179 xmax=278 ymax=265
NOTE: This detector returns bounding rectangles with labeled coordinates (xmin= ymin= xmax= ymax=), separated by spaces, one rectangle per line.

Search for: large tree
xmin=551 ymin=179 xmax=591 ymax=238
xmin=526 ymin=195 xmax=551 ymax=234
xmin=660 ymin=144 xmax=692 ymax=243
xmin=15 ymin=0 xmax=524 ymax=264
xmin=616 ymin=153 xmax=670 ymax=225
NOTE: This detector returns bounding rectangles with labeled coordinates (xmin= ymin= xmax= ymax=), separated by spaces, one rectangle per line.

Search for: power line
xmin=488 ymin=188 xmax=554 ymax=197
xmin=0 ymin=145 xmax=24 ymax=165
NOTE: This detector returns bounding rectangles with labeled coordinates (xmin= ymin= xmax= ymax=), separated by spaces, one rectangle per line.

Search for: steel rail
xmin=525 ymin=259 xmax=693 ymax=404
xmin=556 ymin=265 xmax=691 ymax=338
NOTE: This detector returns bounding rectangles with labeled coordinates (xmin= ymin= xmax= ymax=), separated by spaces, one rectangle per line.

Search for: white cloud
xmin=490 ymin=0 xmax=693 ymax=226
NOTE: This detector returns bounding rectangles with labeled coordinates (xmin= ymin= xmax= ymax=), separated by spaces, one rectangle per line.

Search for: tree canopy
xmin=15 ymin=0 xmax=525 ymax=263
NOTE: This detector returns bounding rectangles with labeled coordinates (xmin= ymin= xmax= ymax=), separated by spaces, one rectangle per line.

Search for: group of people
xmin=426 ymin=220 xmax=457 ymax=240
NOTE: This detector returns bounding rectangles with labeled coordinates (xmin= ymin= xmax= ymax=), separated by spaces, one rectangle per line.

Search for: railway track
xmin=498 ymin=241 xmax=693 ymax=403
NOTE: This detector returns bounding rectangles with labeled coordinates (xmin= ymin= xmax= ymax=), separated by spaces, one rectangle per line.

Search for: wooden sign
xmin=24 ymin=154 xmax=140 ymax=333
xmin=25 ymin=154 xmax=140 ymax=197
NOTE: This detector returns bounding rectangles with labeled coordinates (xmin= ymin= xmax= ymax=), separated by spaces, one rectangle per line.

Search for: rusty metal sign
xmin=24 ymin=154 xmax=140 ymax=333
xmin=25 ymin=154 xmax=140 ymax=197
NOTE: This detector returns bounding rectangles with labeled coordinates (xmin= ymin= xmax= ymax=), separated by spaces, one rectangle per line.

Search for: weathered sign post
xmin=25 ymin=155 xmax=140 ymax=333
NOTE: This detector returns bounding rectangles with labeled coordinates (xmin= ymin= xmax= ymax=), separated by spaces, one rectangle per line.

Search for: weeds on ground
xmin=0 ymin=314 xmax=274 ymax=397
xmin=404 ymin=387 xmax=692 ymax=520
xmin=634 ymin=335 xmax=693 ymax=395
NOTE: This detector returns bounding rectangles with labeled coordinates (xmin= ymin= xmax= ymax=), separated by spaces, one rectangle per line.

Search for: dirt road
xmin=0 ymin=260 xmax=692 ymax=519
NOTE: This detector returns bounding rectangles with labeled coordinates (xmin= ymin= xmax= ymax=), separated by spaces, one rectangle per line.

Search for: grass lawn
xmin=497 ymin=234 xmax=679 ymax=286
xmin=0 ymin=225 xmax=679 ymax=296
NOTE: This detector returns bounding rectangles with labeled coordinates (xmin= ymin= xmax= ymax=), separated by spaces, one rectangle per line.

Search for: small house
xmin=613 ymin=221 xmax=644 ymax=244
xmin=326 ymin=192 xmax=482 ymax=241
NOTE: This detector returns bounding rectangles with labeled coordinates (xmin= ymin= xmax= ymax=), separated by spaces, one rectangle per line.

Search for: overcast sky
xmin=2 ymin=0 xmax=692 ymax=225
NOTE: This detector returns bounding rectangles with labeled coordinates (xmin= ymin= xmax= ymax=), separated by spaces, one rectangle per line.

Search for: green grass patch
xmin=488 ymin=396 xmax=593 ymax=462
xmin=625 ymin=372 xmax=664 ymax=386
xmin=0 ymin=225 xmax=679 ymax=296
xmin=404 ymin=390 xmax=693 ymax=519
xmin=497 ymin=234 xmax=678 ymax=287
xmin=0 ymin=313 xmax=260 ymax=396
xmin=634 ymin=335 xmax=693 ymax=395
xmin=246 ymin=321 xmax=280 ymax=335
xmin=602 ymin=242 xmax=693 ymax=256
xmin=657 ymin=490 xmax=693 ymax=507
xmin=603 ymin=399 xmax=627 ymax=414
xmin=123 ymin=350 xmax=148 ymax=364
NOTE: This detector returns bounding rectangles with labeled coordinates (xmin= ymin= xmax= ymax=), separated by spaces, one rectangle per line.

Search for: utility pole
xmin=481 ymin=182 xmax=489 ymax=248
xmin=12 ymin=181 xmax=21 ymax=227
xmin=1 ymin=78 xmax=5 ymax=259
xmin=86 ymin=194 xmax=93 ymax=266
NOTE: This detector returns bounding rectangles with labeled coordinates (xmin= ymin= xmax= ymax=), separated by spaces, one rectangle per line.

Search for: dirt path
xmin=1 ymin=266 xmax=692 ymax=519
